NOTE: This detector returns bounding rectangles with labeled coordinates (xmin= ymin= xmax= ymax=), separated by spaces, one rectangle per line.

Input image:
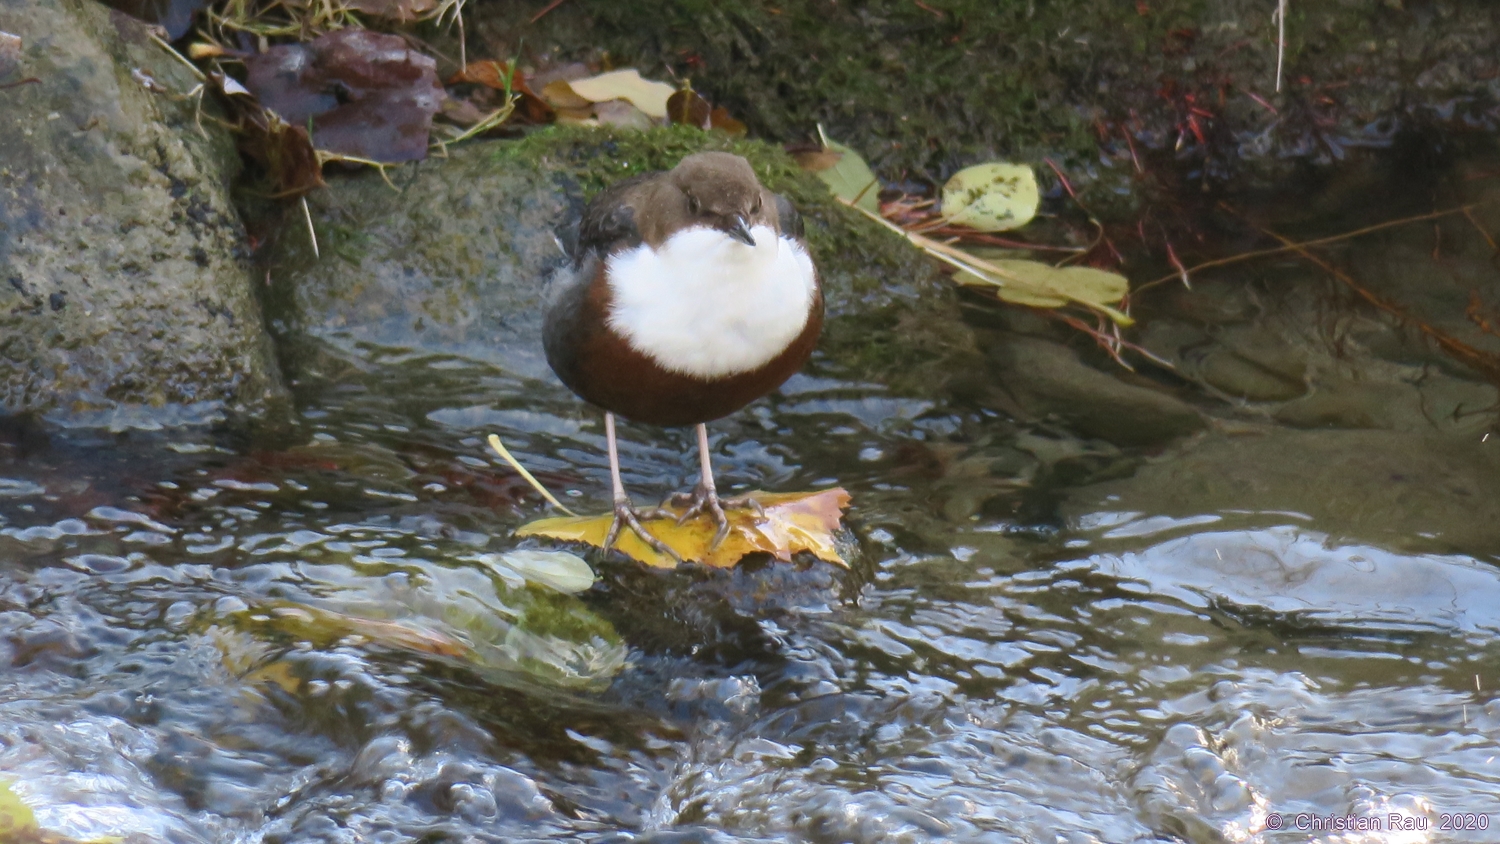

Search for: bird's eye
xmin=686 ymin=195 xmax=701 ymax=214
xmin=751 ymin=196 xmax=763 ymax=214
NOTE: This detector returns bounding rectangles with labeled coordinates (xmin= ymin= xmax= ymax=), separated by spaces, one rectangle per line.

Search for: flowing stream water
xmin=4 ymin=162 xmax=1500 ymax=843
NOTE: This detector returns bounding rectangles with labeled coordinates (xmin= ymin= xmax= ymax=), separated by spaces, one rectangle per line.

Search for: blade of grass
xmin=487 ymin=434 xmax=578 ymax=516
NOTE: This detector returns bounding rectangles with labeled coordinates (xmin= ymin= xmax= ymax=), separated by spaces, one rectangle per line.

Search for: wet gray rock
xmin=261 ymin=126 xmax=982 ymax=402
xmin=977 ymin=329 xmax=1206 ymax=448
xmin=1139 ymin=267 xmax=1497 ymax=437
xmin=0 ymin=0 xmax=281 ymax=425
xmin=1064 ymin=426 xmax=1500 ymax=559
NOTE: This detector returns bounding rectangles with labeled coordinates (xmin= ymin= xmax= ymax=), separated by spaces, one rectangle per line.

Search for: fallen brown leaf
xmin=540 ymin=78 xmax=593 ymax=110
xmin=446 ymin=60 xmax=554 ymax=124
xmin=239 ymin=110 xmax=326 ymax=196
xmin=709 ymin=106 xmax=747 ymax=136
xmin=516 ymin=488 xmax=852 ymax=568
xmin=792 ymin=149 xmax=845 ymax=172
xmin=667 ymin=88 xmax=712 ymax=128
xmin=344 ymin=0 xmax=436 ymax=22
xmin=243 ymin=29 xmax=444 ymax=163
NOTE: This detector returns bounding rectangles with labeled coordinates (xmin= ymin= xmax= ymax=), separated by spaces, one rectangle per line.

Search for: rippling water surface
xmin=5 ymin=212 xmax=1500 ymax=842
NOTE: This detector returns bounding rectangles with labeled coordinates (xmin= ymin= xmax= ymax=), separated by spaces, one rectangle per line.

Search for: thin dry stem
xmin=844 ymin=199 xmax=1133 ymax=326
xmin=488 ymin=434 xmax=579 ymax=516
xmin=1136 ymin=205 xmax=1477 ymax=293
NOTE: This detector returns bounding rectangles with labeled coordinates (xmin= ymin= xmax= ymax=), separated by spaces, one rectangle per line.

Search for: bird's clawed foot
xmin=603 ymin=496 xmax=683 ymax=564
xmin=660 ymin=482 xmax=766 ymax=550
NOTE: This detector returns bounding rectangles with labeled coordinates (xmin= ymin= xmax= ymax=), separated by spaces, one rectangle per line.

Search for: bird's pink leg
xmin=667 ymin=423 xmax=765 ymax=549
xmin=602 ymin=412 xmax=682 ymax=563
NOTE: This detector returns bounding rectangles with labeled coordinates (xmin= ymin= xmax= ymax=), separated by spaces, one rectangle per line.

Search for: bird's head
xmin=669 ymin=152 xmax=775 ymax=246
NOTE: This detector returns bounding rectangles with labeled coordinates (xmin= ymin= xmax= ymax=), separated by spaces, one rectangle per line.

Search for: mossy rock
xmin=0 ymin=0 xmax=283 ymax=425
xmin=261 ymin=124 xmax=980 ymax=400
xmin=469 ymin=0 xmax=1500 ymax=204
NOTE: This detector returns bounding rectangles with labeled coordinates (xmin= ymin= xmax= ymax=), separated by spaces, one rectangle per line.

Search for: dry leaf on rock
xmin=556 ymin=68 xmax=674 ymax=119
xmin=517 ymin=488 xmax=852 ymax=569
xmin=243 ymin=29 xmax=444 ymax=163
xmin=237 ymin=109 xmax=326 ymax=196
xmin=666 ymin=88 xmax=712 ymax=128
xmin=665 ymin=89 xmax=747 ymax=135
xmin=447 ymin=61 xmax=554 ymax=124
xmin=709 ymin=107 xmax=747 ymax=136
xmin=540 ymin=78 xmax=594 ymax=110
xmin=593 ymin=98 xmax=654 ymax=129
xmin=344 ymin=0 xmax=436 ymax=22
xmin=941 ymin=162 xmax=1039 ymax=231
xmin=802 ymin=139 xmax=880 ymax=213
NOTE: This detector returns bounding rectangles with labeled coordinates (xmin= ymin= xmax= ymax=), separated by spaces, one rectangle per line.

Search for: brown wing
xmin=773 ymin=193 xmax=804 ymax=239
xmin=575 ymin=172 xmax=657 ymax=264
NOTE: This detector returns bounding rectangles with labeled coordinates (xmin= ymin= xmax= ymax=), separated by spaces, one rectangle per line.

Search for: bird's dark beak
xmin=725 ymin=215 xmax=757 ymax=246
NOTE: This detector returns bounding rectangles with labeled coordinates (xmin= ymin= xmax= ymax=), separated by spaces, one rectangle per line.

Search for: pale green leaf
xmin=956 ymin=255 xmax=1129 ymax=310
xmin=942 ymin=162 xmax=1039 ymax=232
xmin=563 ymin=69 xmax=675 ymax=118
xmin=811 ymin=141 xmax=881 ymax=214
xmin=485 ymin=549 xmax=597 ymax=594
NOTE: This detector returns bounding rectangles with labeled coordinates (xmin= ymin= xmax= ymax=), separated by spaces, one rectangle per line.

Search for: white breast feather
xmin=604 ymin=225 xmax=817 ymax=378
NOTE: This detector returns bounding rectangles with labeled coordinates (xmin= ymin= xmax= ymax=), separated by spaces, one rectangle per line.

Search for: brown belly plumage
xmin=544 ymin=259 xmax=824 ymax=427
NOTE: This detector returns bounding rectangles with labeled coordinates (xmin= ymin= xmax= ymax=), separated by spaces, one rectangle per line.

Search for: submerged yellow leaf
xmin=560 ymin=69 xmax=675 ymax=119
xmin=517 ymin=488 xmax=852 ymax=568
xmin=942 ymin=162 xmax=1039 ymax=232
xmin=0 ymin=781 xmax=37 ymax=839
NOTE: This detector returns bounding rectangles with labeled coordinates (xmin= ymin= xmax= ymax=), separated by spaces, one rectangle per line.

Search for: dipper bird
xmin=543 ymin=152 xmax=823 ymax=560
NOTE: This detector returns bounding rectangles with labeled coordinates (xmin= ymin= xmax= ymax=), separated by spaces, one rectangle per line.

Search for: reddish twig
xmin=1165 ymin=239 xmax=1191 ymax=289
xmin=912 ymin=0 xmax=945 ymax=17
xmin=530 ymin=0 xmax=569 ymax=23
xmin=1135 ymin=205 xmax=1476 ymax=294
xmin=1042 ymin=157 xmax=1078 ymax=200
xmin=1244 ymin=90 xmax=1278 ymax=114
xmin=1227 ymin=203 xmax=1500 ymax=383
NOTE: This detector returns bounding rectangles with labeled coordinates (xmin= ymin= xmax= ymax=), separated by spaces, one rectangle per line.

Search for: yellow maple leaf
xmin=516 ymin=488 xmax=852 ymax=568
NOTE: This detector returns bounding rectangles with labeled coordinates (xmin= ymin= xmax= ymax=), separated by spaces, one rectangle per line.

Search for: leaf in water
xmin=955 ymin=252 xmax=1129 ymax=310
xmin=243 ymin=30 xmax=444 ymax=163
xmin=941 ymin=162 xmax=1039 ymax=232
xmin=223 ymin=565 xmax=623 ymax=690
xmin=517 ymin=488 xmax=852 ymax=569
xmin=480 ymin=549 xmax=596 ymax=594
xmin=561 ymin=68 xmax=675 ymax=119
xmin=0 ymin=781 xmax=37 ymax=839
xmin=239 ymin=602 xmax=473 ymax=658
